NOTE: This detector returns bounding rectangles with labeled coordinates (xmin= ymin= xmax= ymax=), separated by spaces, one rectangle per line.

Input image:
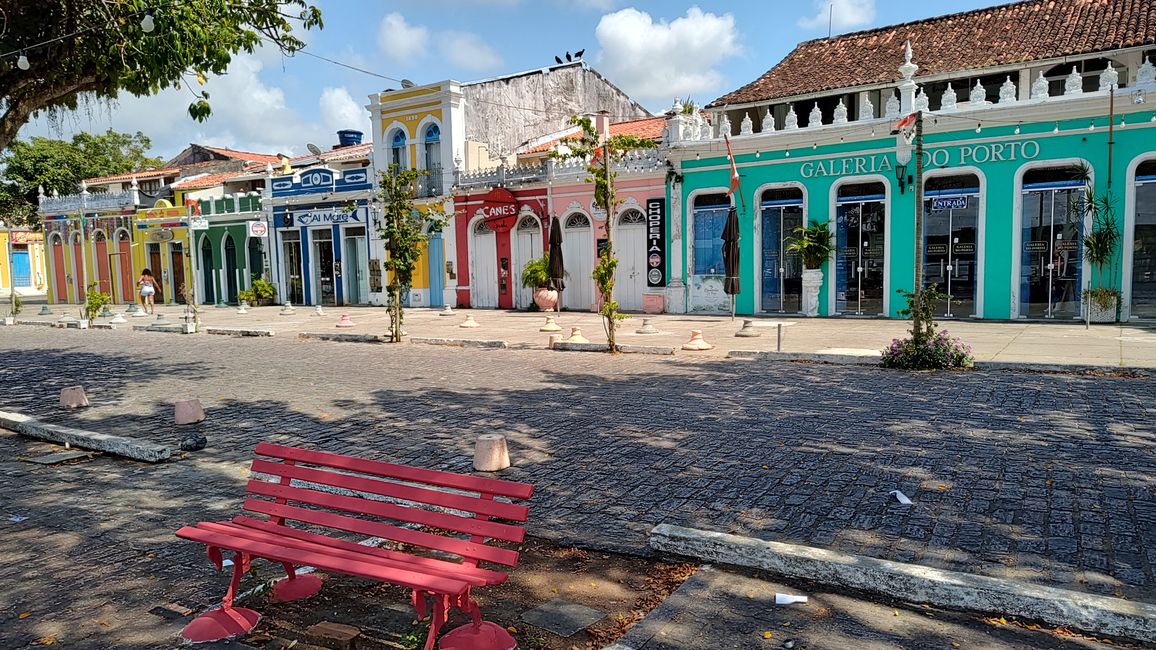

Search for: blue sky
xmin=21 ymin=0 xmax=999 ymax=160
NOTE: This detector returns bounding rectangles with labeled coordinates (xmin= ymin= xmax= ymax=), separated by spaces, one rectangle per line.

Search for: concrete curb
xmin=973 ymin=361 xmax=1151 ymax=375
xmin=409 ymin=337 xmax=508 ymax=349
xmin=649 ymin=524 xmax=1156 ymax=644
xmin=205 ymin=327 xmax=275 ymax=337
xmin=298 ymin=332 xmax=388 ymax=344
xmin=16 ymin=320 xmax=56 ymax=328
xmin=0 ymin=409 xmax=171 ymax=463
xmin=600 ymin=565 xmax=719 ymax=650
xmin=728 ymin=349 xmax=880 ymax=365
xmin=553 ymin=341 xmax=677 ymax=355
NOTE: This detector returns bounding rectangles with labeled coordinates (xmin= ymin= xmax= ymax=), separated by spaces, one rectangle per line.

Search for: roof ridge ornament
xmin=999 ymin=76 xmax=1017 ymax=103
xmin=899 ymin=40 xmax=918 ymax=81
xmin=808 ymin=103 xmax=823 ymax=127
xmin=969 ymin=79 xmax=988 ymax=106
xmin=1098 ymin=64 xmax=1118 ymax=91
xmin=762 ymin=109 xmax=776 ymax=133
xmin=718 ymin=112 xmax=732 ymax=138
xmin=1138 ymin=57 xmax=1156 ymax=86
xmin=740 ymin=112 xmax=753 ymax=136
xmin=784 ymin=106 xmax=799 ymax=130
xmin=833 ymin=98 xmax=848 ymax=124
xmin=940 ymin=84 xmax=958 ymax=110
xmin=1031 ymin=71 xmax=1049 ymax=99
xmin=1065 ymin=66 xmax=1083 ymax=95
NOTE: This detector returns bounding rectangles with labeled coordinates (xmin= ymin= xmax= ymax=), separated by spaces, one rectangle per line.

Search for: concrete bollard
xmin=540 ymin=315 xmax=562 ymax=332
xmin=681 ymin=329 xmax=714 ymax=351
xmin=109 ymin=313 xmax=127 ymax=325
xmin=735 ymin=319 xmax=761 ymax=337
xmin=236 ymin=301 xmax=249 ymax=315
xmin=460 ymin=314 xmax=480 ymax=328
xmin=439 ymin=305 xmax=455 ymax=317
xmin=174 ymin=399 xmax=206 ymax=425
xmin=548 ymin=334 xmax=561 ymax=349
xmin=635 ymin=318 xmax=659 ymax=335
xmin=313 ymin=305 xmax=325 ymax=317
xmin=280 ymin=301 xmax=296 ymax=315
xmin=335 ymin=313 xmax=355 ymax=328
xmin=38 ymin=305 xmax=51 ymax=316
xmin=473 ymin=434 xmax=510 ymax=472
xmin=59 ymin=386 xmax=89 ymax=409
xmin=567 ymin=327 xmax=590 ymax=343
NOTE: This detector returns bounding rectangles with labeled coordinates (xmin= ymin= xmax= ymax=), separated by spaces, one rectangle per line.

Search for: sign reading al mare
xmin=294 ymin=208 xmax=363 ymax=227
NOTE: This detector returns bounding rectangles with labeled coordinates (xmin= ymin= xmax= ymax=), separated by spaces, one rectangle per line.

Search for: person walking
xmin=138 ymin=268 xmax=158 ymax=315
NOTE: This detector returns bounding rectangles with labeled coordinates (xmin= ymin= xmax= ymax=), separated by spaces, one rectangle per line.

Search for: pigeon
xmin=555 ymin=55 xmax=564 ymax=65
xmin=575 ymin=49 xmax=585 ymax=59
xmin=565 ymin=51 xmax=572 ymax=62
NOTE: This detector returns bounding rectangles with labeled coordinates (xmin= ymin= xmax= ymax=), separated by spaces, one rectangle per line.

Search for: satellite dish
xmin=307 ymin=143 xmax=322 ymax=155
xmin=401 ymin=79 xmax=416 ymax=88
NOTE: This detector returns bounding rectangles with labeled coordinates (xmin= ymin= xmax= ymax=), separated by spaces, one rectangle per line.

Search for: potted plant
xmin=521 ymin=253 xmax=558 ymax=311
xmin=786 ymin=221 xmax=834 ymax=317
xmin=1070 ymin=168 xmax=1121 ymax=325
xmin=249 ymin=276 xmax=277 ymax=306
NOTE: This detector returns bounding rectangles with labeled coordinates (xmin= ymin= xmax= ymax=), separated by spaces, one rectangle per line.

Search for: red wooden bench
xmin=175 ymin=442 xmax=534 ymax=650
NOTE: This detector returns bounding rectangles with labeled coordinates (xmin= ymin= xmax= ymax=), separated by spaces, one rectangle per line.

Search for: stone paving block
xmin=520 ymin=598 xmax=606 ymax=637
xmin=23 ymin=450 xmax=94 ymax=465
xmin=305 ymin=621 xmax=360 ymax=650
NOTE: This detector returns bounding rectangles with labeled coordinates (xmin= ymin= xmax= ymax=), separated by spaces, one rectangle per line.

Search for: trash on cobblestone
xmin=59 ymin=385 xmax=90 ymax=409
xmin=335 ymin=313 xmax=356 ymax=328
xmin=889 ymin=489 xmax=913 ymax=505
xmin=8 ymin=514 xmax=29 ymax=522
xmin=783 ymin=640 xmax=796 ymax=649
xmin=775 ymin=593 xmax=808 ymax=605
xmin=763 ymin=630 xmax=774 ymax=639
xmin=180 ymin=432 xmax=208 ymax=451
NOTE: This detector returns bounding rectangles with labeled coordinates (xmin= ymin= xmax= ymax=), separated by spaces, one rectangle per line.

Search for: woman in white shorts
xmin=138 ymin=268 xmax=158 ymax=314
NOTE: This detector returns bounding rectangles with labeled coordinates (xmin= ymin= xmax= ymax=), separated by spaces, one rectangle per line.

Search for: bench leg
xmin=181 ymin=550 xmax=261 ymax=643
xmin=269 ymin=562 xmax=323 ymax=603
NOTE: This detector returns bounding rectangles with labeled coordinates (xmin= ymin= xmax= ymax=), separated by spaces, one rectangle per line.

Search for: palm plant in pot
xmin=787 ymin=221 xmax=834 ymax=317
xmin=1078 ymin=189 xmax=1121 ymax=325
xmin=521 ymin=253 xmax=558 ymax=311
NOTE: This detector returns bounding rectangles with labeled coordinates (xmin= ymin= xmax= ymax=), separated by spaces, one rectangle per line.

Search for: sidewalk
xmin=13 ymin=303 xmax=1156 ymax=368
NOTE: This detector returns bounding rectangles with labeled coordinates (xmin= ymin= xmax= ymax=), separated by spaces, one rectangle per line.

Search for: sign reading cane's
xmin=477 ymin=187 xmax=519 ymax=233
xmin=645 ymin=198 xmax=666 ymax=288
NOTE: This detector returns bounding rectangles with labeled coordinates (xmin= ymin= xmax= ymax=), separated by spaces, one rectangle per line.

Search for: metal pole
xmin=776 ymin=323 xmax=783 ymax=352
xmin=913 ymin=111 xmax=926 ymax=331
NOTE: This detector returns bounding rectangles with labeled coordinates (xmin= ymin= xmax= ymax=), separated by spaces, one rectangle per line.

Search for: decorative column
xmin=898 ymin=40 xmax=919 ymax=115
xmin=666 ymin=179 xmax=686 ymax=313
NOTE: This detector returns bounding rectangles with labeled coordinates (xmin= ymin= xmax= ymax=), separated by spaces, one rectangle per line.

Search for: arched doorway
xmin=512 ymin=215 xmax=542 ymax=309
xmin=92 ymin=230 xmax=112 ymax=296
xmin=69 ymin=231 xmax=86 ymax=302
xmin=114 ymin=229 xmax=133 ymax=303
xmin=760 ymin=187 xmax=804 ymax=313
xmin=200 ymin=235 xmax=216 ymax=305
xmin=426 ymin=223 xmax=445 ymax=308
xmin=471 ymin=220 xmax=498 ymax=308
xmin=223 ymin=234 xmax=239 ymax=304
xmin=247 ymin=236 xmax=265 ymax=285
xmin=615 ymin=209 xmax=646 ymax=312
xmin=562 ymin=213 xmax=594 ymax=310
xmin=50 ymin=233 xmax=68 ymax=302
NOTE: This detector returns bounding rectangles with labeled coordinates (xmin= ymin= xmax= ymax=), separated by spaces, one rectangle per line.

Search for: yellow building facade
xmin=0 ymin=229 xmax=46 ymax=293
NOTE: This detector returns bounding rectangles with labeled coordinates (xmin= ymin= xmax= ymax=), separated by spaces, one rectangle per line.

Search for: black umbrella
xmin=722 ymin=205 xmax=741 ymax=316
xmin=548 ymin=216 xmax=565 ymax=292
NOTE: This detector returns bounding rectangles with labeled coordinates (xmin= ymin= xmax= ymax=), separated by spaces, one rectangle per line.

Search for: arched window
xmin=390 ymin=129 xmax=408 ymax=170
xmin=618 ymin=209 xmax=645 ymax=225
xmin=474 ymin=220 xmax=493 ymax=234
xmin=517 ymin=216 xmax=539 ymax=231
xmin=423 ymin=124 xmax=442 ymax=195
xmin=565 ymin=214 xmax=591 ymax=229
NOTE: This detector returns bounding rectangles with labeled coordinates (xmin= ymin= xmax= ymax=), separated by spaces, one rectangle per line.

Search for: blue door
xmin=10 ymin=250 xmax=31 ymax=287
xmin=428 ymin=232 xmax=445 ymax=307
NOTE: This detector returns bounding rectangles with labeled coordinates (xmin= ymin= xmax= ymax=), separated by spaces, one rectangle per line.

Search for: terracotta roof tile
xmin=84 ymin=167 xmax=182 ymax=184
xmin=202 ymin=146 xmax=281 ymax=163
xmin=170 ymin=171 xmax=245 ymax=190
xmin=710 ymin=0 xmax=1156 ymax=107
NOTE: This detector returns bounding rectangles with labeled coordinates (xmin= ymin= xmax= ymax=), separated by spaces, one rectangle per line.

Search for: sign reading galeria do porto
xmin=801 ymin=139 xmax=1041 ymax=178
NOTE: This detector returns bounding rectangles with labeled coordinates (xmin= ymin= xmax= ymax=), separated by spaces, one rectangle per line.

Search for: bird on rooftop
xmin=555 ymin=55 xmax=564 ymax=65
xmin=575 ymin=49 xmax=584 ymax=60
xmin=565 ymin=51 xmax=572 ymax=62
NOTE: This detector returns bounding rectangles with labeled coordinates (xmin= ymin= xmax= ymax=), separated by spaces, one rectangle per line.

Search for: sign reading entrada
xmin=801 ymin=140 xmax=1041 ymax=179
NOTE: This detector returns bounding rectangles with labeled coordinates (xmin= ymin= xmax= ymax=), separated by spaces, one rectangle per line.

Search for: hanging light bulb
xmin=785 ymin=147 xmax=791 ymax=158
xmin=1014 ymin=122 xmax=1021 ymax=135
xmin=1053 ymin=122 xmax=1060 ymax=134
xmin=754 ymin=150 xmax=760 ymax=158
xmin=1120 ymin=117 xmax=1127 ymax=128
xmin=16 ymin=52 xmax=29 ymax=70
xmin=1151 ymin=113 xmax=1156 ymax=123
xmin=141 ymin=10 xmax=155 ymax=33
xmin=695 ymin=152 xmax=700 ymax=160
xmin=870 ymin=128 xmax=876 ymax=137
xmin=1088 ymin=120 xmax=1095 ymax=131
xmin=975 ymin=123 xmax=982 ymax=134
xmin=812 ymin=142 xmax=817 ymax=150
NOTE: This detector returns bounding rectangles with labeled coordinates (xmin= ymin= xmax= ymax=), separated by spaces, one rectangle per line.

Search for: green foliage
xmin=885 ymin=284 xmax=973 ymax=369
xmin=786 ymin=222 xmax=834 ymax=270
xmin=83 ymin=284 xmax=112 ymax=321
xmin=1083 ymin=286 xmax=1119 ymax=311
xmin=520 ymin=254 xmax=552 ymax=289
xmin=895 ymin=284 xmax=946 ymax=346
xmin=237 ymin=288 xmax=256 ymax=303
xmin=378 ymin=165 xmax=431 ymax=342
xmin=0 ymin=130 xmax=164 ymax=227
xmin=1067 ymin=165 xmax=1122 ymax=320
xmin=0 ymin=1 xmax=323 ymax=151
xmin=8 ymin=287 xmax=22 ymax=317
xmin=551 ymin=115 xmax=656 ymax=351
xmin=250 ymin=276 xmax=277 ymax=300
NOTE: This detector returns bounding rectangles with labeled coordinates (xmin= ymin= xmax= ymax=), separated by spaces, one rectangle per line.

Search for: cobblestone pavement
xmin=0 ymin=327 xmax=1153 ymax=649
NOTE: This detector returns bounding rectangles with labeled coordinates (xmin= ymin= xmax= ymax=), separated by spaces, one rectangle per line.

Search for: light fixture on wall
xmin=754 ymin=150 xmax=760 ymax=158
xmin=784 ymin=146 xmax=790 ymax=158
xmin=975 ymin=123 xmax=982 ymax=134
xmin=893 ymin=163 xmax=913 ymax=194
xmin=1088 ymin=120 xmax=1095 ymax=131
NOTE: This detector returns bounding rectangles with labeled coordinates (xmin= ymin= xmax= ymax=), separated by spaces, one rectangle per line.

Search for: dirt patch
xmin=241 ymin=536 xmax=696 ymax=650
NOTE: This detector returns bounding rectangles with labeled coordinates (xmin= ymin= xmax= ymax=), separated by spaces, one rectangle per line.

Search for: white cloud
xmin=319 ymin=87 xmax=366 ymax=134
xmin=594 ymin=7 xmax=740 ymax=106
xmin=573 ymin=0 xmax=617 ymax=10
xmin=438 ymin=32 xmax=504 ymax=72
xmin=797 ymin=0 xmax=876 ymax=31
xmin=378 ymin=12 xmax=429 ymax=63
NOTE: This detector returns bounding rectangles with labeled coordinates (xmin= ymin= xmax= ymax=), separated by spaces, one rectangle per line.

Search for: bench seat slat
xmin=230 ymin=516 xmax=507 ymax=585
xmin=255 ymin=442 xmax=534 ymax=500
xmin=246 ymin=481 xmax=526 ymax=543
xmin=249 ymin=458 xmax=529 ymax=522
xmin=196 ymin=521 xmax=496 ymax=587
xmin=243 ymin=499 xmax=520 ymax=567
xmin=175 ymin=525 xmax=470 ymax=595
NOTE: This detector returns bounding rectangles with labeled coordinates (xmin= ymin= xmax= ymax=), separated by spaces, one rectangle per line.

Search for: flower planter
xmin=801 ymin=269 xmax=823 ymax=317
xmin=1087 ymin=296 xmax=1118 ymax=323
xmin=78 ymin=319 xmax=90 ymax=330
xmin=533 ymin=288 xmax=559 ymax=311
xmin=2 ymin=316 xmax=14 ymax=326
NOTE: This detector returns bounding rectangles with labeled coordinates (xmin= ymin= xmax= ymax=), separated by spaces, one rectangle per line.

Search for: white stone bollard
xmin=548 ymin=334 xmax=561 ymax=349
xmin=681 ymin=330 xmax=714 ymax=351
xmin=439 ymin=305 xmax=455 ymax=317
xmin=473 ymin=434 xmax=510 ymax=472
xmin=567 ymin=327 xmax=590 ymax=343
xmin=635 ymin=318 xmax=659 ymax=335
xmin=459 ymin=314 xmax=480 ymax=328
xmin=174 ymin=399 xmax=206 ymax=425
xmin=735 ymin=319 xmax=761 ymax=337
xmin=59 ymin=386 xmax=89 ymax=409
xmin=540 ymin=315 xmax=562 ymax=332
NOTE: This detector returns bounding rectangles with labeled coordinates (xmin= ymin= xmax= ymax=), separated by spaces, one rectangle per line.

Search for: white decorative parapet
xmin=38 ymin=189 xmax=135 ymax=215
xmin=784 ymin=107 xmax=799 ymax=129
xmin=969 ymin=80 xmax=989 ymax=105
xmin=761 ymin=110 xmax=776 ymax=132
xmin=1065 ymin=66 xmax=1083 ymax=95
xmin=739 ymin=112 xmax=753 ymax=136
xmin=941 ymin=84 xmax=958 ymax=110
xmin=914 ymin=87 xmax=929 ymax=112
xmin=833 ymin=99 xmax=848 ymax=124
xmin=884 ymin=92 xmax=900 ymax=119
xmin=999 ymin=76 xmax=1018 ymax=103
xmin=1138 ymin=58 xmax=1155 ymax=86
xmin=1099 ymin=65 xmax=1119 ymax=91
xmin=1031 ymin=71 xmax=1049 ymax=99
xmin=858 ymin=96 xmax=874 ymax=120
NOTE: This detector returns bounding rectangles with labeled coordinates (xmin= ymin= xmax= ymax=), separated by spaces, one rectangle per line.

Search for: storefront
xmin=670 ymin=88 xmax=1156 ymax=322
xmin=0 ymin=229 xmax=46 ymax=292
xmin=454 ymin=187 xmax=547 ymax=310
xmin=189 ymin=194 xmax=269 ymax=306
xmin=132 ymin=206 xmax=193 ymax=305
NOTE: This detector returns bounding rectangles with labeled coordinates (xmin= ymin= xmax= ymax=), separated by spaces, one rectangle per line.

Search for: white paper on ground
xmin=775 ymin=593 xmax=808 ymax=605
xmin=889 ymin=489 xmax=913 ymax=505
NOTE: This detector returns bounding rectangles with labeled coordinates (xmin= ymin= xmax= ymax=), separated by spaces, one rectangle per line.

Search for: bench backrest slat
xmin=255 ymin=443 xmax=533 ymax=500
xmin=249 ymin=458 xmax=529 ymax=522
xmin=246 ymin=480 xmax=526 ymax=543
xmin=244 ymin=499 xmax=520 ymax=566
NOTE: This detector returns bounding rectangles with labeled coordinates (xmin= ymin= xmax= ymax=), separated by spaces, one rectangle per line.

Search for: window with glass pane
xmin=1133 ymin=168 xmax=1156 ymax=318
xmin=693 ymin=203 xmax=729 ymax=275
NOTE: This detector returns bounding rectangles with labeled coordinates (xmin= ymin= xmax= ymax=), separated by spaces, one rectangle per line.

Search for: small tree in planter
xmin=377 ymin=165 xmax=444 ymax=343
xmin=83 ymin=283 xmax=112 ymax=322
xmin=786 ymin=222 xmax=833 ymax=317
xmin=882 ymin=284 xmax=974 ymax=369
xmin=1077 ymin=189 xmax=1121 ymax=325
xmin=520 ymin=253 xmax=560 ymax=311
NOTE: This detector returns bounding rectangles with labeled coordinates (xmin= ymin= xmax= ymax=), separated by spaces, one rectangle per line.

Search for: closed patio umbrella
xmin=548 ymin=216 xmax=565 ymax=293
xmin=722 ymin=205 xmax=741 ymax=319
